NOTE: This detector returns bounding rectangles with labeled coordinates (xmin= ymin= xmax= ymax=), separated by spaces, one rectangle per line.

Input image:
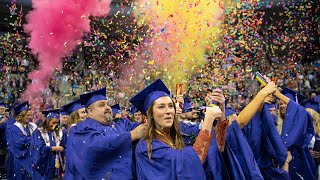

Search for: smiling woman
xmin=130 ymin=79 xmax=223 ymax=179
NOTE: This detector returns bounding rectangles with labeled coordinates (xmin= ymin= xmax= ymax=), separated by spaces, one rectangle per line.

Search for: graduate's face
xmin=77 ymin=108 xmax=87 ymax=121
xmin=152 ymin=96 xmax=175 ymax=130
xmin=60 ymin=115 xmax=69 ymax=125
xmin=48 ymin=118 xmax=59 ymax=131
xmin=89 ymin=100 xmax=112 ymax=124
xmin=279 ymin=100 xmax=287 ymax=115
xmin=134 ymin=112 xmax=142 ymax=122
xmin=184 ymin=109 xmax=199 ymax=120
xmin=0 ymin=107 xmax=5 ymax=114
xmin=23 ymin=110 xmax=33 ymax=124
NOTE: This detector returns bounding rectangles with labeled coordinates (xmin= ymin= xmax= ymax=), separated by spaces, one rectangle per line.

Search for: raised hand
xmin=130 ymin=123 xmax=148 ymax=141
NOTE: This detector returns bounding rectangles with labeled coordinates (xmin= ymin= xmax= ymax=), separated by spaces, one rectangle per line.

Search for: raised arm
xmin=193 ymin=106 xmax=222 ymax=163
xmin=236 ymin=81 xmax=276 ymax=128
xmin=274 ymin=89 xmax=290 ymax=104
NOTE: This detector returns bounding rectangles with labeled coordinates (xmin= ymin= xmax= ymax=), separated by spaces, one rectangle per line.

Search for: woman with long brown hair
xmin=31 ymin=109 xmax=67 ymax=180
xmin=7 ymin=102 xmax=37 ymax=180
xmin=130 ymin=79 xmax=224 ymax=179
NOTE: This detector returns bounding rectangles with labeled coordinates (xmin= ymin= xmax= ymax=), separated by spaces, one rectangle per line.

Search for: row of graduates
xmin=1 ymin=77 xmax=319 ymax=179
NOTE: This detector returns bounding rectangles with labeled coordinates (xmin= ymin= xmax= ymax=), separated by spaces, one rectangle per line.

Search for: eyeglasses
xmin=185 ymin=108 xmax=194 ymax=113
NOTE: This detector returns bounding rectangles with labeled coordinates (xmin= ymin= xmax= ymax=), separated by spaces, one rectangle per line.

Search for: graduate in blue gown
xmin=6 ymin=102 xmax=37 ymax=180
xmin=31 ymin=109 xmax=67 ymax=180
xmin=275 ymin=87 xmax=316 ymax=180
xmin=64 ymin=87 xmax=145 ymax=180
xmin=206 ymin=81 xmax=285 ymax=180
xmin=130 ymin=79 xmax=225 ymax=179
xmin=208 ymin=82 xmax=280 ymax=180
xmin=242 ymin=102 xmax=291 ymax=180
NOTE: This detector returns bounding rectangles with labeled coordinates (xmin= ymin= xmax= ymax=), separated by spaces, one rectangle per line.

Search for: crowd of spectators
xmin=0 ymin=0 xmax=319 ymax=112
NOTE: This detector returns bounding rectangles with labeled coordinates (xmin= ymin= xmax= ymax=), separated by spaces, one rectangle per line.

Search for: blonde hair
xmin=306 ymin=108 xmax=320 ymax=136
xmin=277 ymin=115 xmax=284 ymax=135
xmin=67 ymin=110 xmax=81 ymax=128
xmin=145 ymin=100 xmax=185 ymax=159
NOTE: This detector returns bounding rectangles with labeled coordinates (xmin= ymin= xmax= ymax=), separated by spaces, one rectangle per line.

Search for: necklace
xmin=155 ymin=129 xmax=175 ymax=149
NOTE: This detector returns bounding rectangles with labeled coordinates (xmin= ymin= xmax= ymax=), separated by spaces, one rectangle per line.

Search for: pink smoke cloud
xmin=23 ymin=0 xmax=111 ymax=106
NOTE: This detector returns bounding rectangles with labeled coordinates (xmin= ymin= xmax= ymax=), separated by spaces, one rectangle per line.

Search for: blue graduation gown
xmin=135 ymin=138 xmax=206 ymax=179
xmin=6 ymin=124 xmax=33 ymax=180
xmin=64 ymin=118 xmax=140 ymax=180
xmin=226 ymin=120 xmax=263 ymax=179
xmin=242 ymin=104 xmax=290 ymax=180
xmin=281 ymin=100 xmax=316 ymax=180
xmin=31 ymin=129 xmax=67 ymax=180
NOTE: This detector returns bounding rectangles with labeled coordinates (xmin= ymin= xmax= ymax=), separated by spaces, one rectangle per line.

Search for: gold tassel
xmin=55 ymin=156 xmax=60 ymax=169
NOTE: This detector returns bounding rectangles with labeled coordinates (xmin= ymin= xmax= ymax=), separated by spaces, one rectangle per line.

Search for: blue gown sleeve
xmin=7 ymin=125 xmax=31 ymax=159
xmin=281 ymin=100 xmax=309 ymax=147
xmin=242 ymin=112 xmax=262 ymax=158
xmin=204 ymin=138 xmax=231 ymax=180
xmin=303 ymin=112 xmax=315 ymax=149
xmin=227 ymin=121 xmax=263 ymax=180
xmin=122 ymin=118 xmax=141 ymax=131
xmin=260 ymin=104 xmax=288 ymax=166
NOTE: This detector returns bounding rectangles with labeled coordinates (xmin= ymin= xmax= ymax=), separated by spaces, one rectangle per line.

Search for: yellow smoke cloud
xmin=134 ymin=0 xmax=229 ymax=92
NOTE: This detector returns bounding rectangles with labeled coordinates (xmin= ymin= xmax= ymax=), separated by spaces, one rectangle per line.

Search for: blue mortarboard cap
xmin=80 ymin=88 xmax=107 ymax=108
xmin=128 ymin=106 xmax=138 ymax=115
xmin=59 ymin=110 xmax=69 ymax=116
xmin=225 ymin=108 xmax=236 ymax=117
xmin=42 ymin=109 xmax=60 ymax=119
xmin=129 ymin=79 xmax=171 ymax=115
xmin=0 ymin=103 xmax=6 ymax=108
xmin=111 ymin=104 xmax=121 ymax=115
xmin=14 ymin=102 xmax=30 ymax=115
xmin=301 ymin=99 xmax=320 ymax=113
xmin=61 ymin=99 xmax=84 ymax=115
xmin=184 ymin=97 xmax=191 ymax=104
xmin=281 ymin=87 xmax=305 ymax=103
xmin=182 ymin=97 xmax=193 ymax=113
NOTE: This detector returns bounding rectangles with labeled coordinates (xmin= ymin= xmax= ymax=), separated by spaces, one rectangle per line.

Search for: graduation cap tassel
xmin=295 ymin=93 xmax=298 ymax=103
